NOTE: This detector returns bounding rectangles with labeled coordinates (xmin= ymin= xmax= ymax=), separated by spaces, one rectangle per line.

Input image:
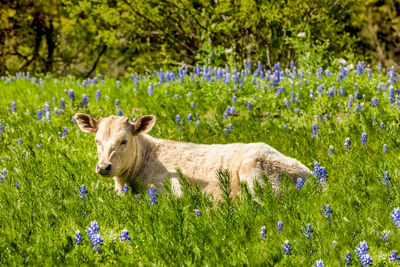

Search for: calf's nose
xmin=96 ymin=163 xmax=112 ymax=175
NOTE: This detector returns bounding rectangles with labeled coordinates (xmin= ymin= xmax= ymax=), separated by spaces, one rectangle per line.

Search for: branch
xmin=84 ymin=44 xmax=107 ymax=78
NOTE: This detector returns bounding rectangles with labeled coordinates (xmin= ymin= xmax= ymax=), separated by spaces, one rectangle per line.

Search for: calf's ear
xmin=74 ymin=113 xmax=99 ymax=133
xmin=132 ymin=115 xmax=156 ymax=135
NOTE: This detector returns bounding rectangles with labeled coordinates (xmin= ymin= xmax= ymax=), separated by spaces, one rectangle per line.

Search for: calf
xmin=75 ymin=113 xmax=312 ymax=199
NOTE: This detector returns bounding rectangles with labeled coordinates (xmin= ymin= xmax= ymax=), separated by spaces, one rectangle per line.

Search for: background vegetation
xmin=1 ymin=0 xmax=399 ymax=77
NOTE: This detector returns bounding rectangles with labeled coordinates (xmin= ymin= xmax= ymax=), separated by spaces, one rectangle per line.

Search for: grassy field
xmin=1 ymin=62 xmax=400 ymax=265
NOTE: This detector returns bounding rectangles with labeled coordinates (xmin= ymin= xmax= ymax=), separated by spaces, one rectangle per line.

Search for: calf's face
xmin=74 ymin=113 xmax=156 ymax=177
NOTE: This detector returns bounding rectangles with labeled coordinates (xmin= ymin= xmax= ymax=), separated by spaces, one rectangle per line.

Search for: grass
xmin=0 ymin=64 xmax=400 ymax=265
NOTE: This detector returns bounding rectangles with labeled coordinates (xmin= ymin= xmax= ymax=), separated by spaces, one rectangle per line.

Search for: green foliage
xmin=0 ymin=61 xmax=400 ymax=265
xmin=0 ymin=0 xmax=399 ymax=77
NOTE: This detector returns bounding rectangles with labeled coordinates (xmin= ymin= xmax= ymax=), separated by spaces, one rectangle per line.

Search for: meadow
xmin=0 ymin=62 xmax=400 ymax=266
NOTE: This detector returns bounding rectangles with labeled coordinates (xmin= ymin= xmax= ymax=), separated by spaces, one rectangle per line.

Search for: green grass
xmin=0 ymin=65 xmax=400 ymax=265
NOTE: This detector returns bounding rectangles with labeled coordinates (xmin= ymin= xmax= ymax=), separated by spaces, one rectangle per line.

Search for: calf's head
xmin=74 ymin=113 xmax=156 ymax=177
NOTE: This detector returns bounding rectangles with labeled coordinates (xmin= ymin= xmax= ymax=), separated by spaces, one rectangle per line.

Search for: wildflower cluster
xmin=305 ymin=224 xmax=313 ymax=240
xmin=282 ymin=240 xmax=292 ymax=255
xmin=86 ymin=221 xmax=103 ymax=252
xmin=355 ymin=241 xmax=373 ymax=266
xmin=313 ymin=162 xmax=328 ymax=185
xmin=0 ymin=169 xmax=7 ymax=183
xmin=148 ymin=185 xmax=159 ymax=206
xmin=79 ymin=185 xmax=88 ymax=201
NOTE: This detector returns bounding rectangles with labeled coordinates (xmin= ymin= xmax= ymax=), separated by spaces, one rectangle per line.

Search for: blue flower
xmin=315 ymin=260 xmax=324 ymax=267
xmin=117 ymin=109 xmax=123 ymax=116
xmin=284 ymin=98 xmax=290 ymax=109
xmin=187 ymin=114 xmax=193 ymax=123
xmin=191 ymin=102 xmax=195 ymax=109
xmin=389 ymin=251 xmax=400 ymax=262
xmin=305 ymin=224 xmax=313 ymax=240
xmin=116 ymin=80 xmax=121 ymax=88
xmin=360 ymin=254 xmax=373 ymax=266
xmin=282 ymin=240 xmax=292 ymax=255
xmin=175 ymin=115 xmax=180 ymax=125
xmin=328 ymin=145 xmax=334 ymax=155
xmin=69 ymin=89 xmax=75 ymax=102
xmin=382 ymin=230 xmax=391 ymax=241
xmin=313 ymin=162 xmax=328 ymax=185
xmin=361 ymin=132 xmax=367 ymax=145
xmin=246 ymin=101 xmax=251 ymax=110
xmin=344 ymin=138 xmax=351 ymax=150
xmin=391 ymin=207 xmax=400 ymax=227
xmin=228 ymin=124 xmax=233 ymax=132
xmin=232 ymin=95 xmax=237 ymax=103
xmin=11 ymin=101 xmax=16 ymax=113
xmin=63 ymin=127 xmax=68 ymax=136
xmin=79 ymin=185 xmax=88 ymax=201
xmin=296 ymin=178 xmax=304 ymax=190
xmin=60 ymin=98 xmax=65 ymax=110
xmin=195 ymin=120 xmax=200 ymax=128
xmin=18 ymin=138 xmax=22 ymax=147
xmin=147 ymin=83 xmax=154 ymax=96
xmin=148 ymin=185 xmax=158 ymax=206
xmin=120 ymin=229 xmax=131 ymax=242
xmin=260 ymin=226 xmax=266 ymax=239
xmin=345 ymin=252 xmax=353 ymax=265
xmin=96 ymin=90 xmax=101 ymax=102
xmin=74 ymin=230 xmax=82 ymax=245
xmin=223 ymin=129 xmax=229 ymax=136
xmin=277 ymin=221 xmax=283 ymax=234
xmin=383 ymin=171 xmax=391 ymax=187
xmin=312 ymin=122 xmax=319 ymax=135
xmin=82 ymin=94 xmax=88 ymax=108
xmin=356 ymin=241 xmax=371 ymax=265
xmin=380 ymin=122 xmax=385 ymax=129
xmin=324 ymin=204 xmax=333 ymax=220
xmin=15 ymin=182 xmax=20 ymax=189
xmin=194 ymin=209 xmax=201 ymax=216
xmin=86 ymin=221 xmax=103 ymax=252
xmin=371 ymin=97 xmax=378 ymax=107
xmin=122 ymin=185 xmax=130 ymax=193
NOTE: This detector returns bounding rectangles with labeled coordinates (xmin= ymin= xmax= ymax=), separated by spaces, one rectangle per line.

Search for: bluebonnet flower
xmin=74 ymin=230 xmax=82 ymax=245
xmin=36 ymin=144 xmax=41 ymax=149
xmin=82 ymin=94 xmax=88 ymax=108
xmin=356 ymin=62 xmax=365 ymax=75
xmin=282 ymin=240 xmax=292 ymax=255
xmin=296 ymin=178 xmax=304 ymax=190
xmin=18 ymin=138 xmax=22 ymax=147
xmin=87 ymin=221 xmax=103 ymax=252
xmin=284 ymin=98 xmax=290 ymax=109
xmin=329 ymin=145 xmax=334 ymax=154
xmin=117 ymin=109 xmax=123 ymax=116
xmin=115 ymin=99 xmax=120 ymax=107
xmin=79 ymin=185 xmax=88 ymax=201
xmin=120 ymin=229 xmax=131 ymax=242
xmin=175 ymin=115 xmax=180 ymax=125
xmin=96 ymin=90 xmax=101 ymax=102
xmin=391 ymin=207 xmax=400 ymax=227
xmin=232 ymin=95 xmax=237 ymax=103
xmin=58 ymin=132 xmax=62 ymax=138
xmin=260 ymin=226 xmax=266 ymax=239
xmin=305 ymin=224 xmax=313 ymax=240
xmin=383 ymin=171 xmax=391 ymax=187
xmin=356 ymin=241 xmax=370 ymax=260
xmin=194 ymin=209 xmax=201 ymax=216
xmin=345 ymin=252 xmax=353 ymax=265
xmin=246 ymin=101 xmax=251 ymax=110
xmin=60 ymin=98 xmax=65 ymax=110
xmin=361 ymin=132 xmax=367 ymax=146
xmin=187 ymin=114 xmax=193 ymax=123
xmin=277 ymin=221 xmax=283 ymax=234
xmin=116 ymin=80 xmax=121 ymax=88
xmin=344 ymin=138 xmax=351 ymax=150
xmin=324 ymin=204 xmax=333 ymax=220
xmin=11 ymin=101 xmax=16 ymax=113
xmin=223 ymin=129 xmax=229 ymax=136
xmin=315 ymin=260 xmax=324 ymax=267
xmin=69 ymin=89 xmax=75 ymax=102
xmin=371 ymin=97 xmax=378 ymax=107
xmin=0 ymin=124 xmax=3 ymax=135
xmin=390 ymin=251 xmax=400 ymax=262
xmin=294 ymin=108 xmax=299 ymax=113
xmin=63 ymin=127 xmax=68 ymax=136
xmin=382 ymin=230 xmax=391 ymax=241
xmin=147 ymin=83 xmax=154 ymax=96
xmin=0 ymin=169 xmax=7 ymax=183
xmin=312 ymin=122 xmax=319 ymax=135
xmin=383 ymin=144 xmax=388 ymax=153
xmin=309 ymin=89 xmax=314 ymax=99
xmin=231 ymin=106 xmax=236 ymax=114
xmin=313 ymin=162 xmax=328 ymax=185
xmin=328 ymin=86 xmax=336 ymax=97
xmin=195 ymin=120 xmax=200 ymax=128
xmin=191 ymin=102 xmax=195 ymax=109
xmin=228 ymin=124 xmax=233 ymax=132
xmin=148 ymin=185 xmax=158 ymax=206
xmin=340 ymin=86 xmax=345 ymax=96
xmin=122 ymin=185 xmax=130 ymax=193
xmin=360 ymin=254 xmax=373 ymax=266
xmin=15 ymin=182 xmax=20 ymax=188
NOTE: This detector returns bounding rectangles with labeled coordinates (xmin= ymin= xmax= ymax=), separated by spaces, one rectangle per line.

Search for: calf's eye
xmin=121 ymin=140 xmax=127 ymax=145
